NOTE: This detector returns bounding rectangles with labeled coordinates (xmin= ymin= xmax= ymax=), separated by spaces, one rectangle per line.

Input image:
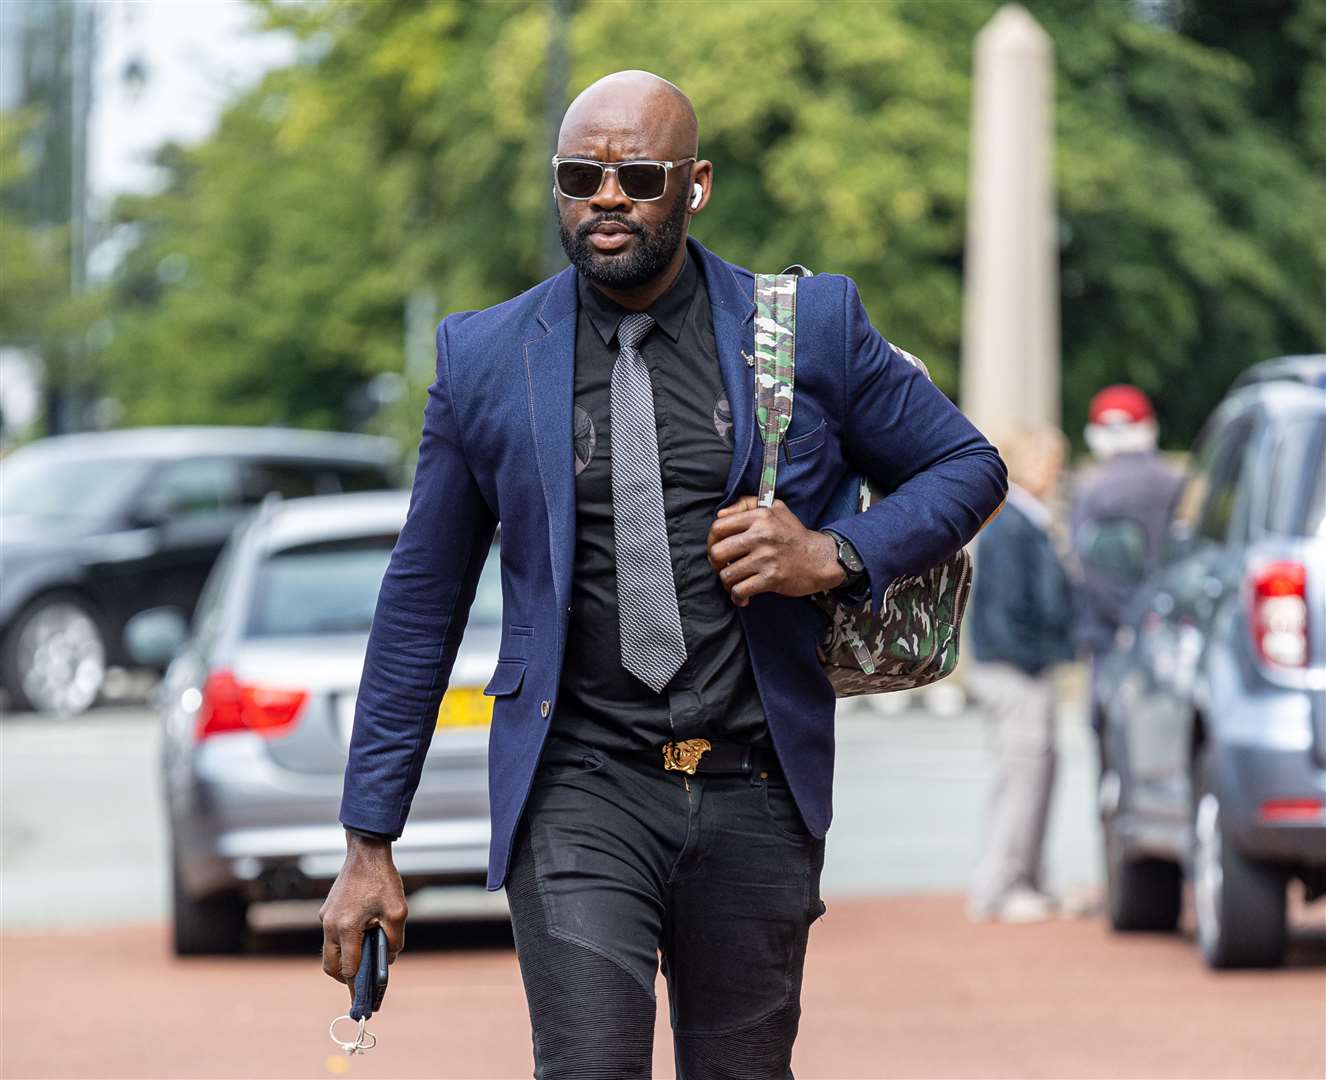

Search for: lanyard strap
xmin=753 ymin=273 xmax=798 ymax=508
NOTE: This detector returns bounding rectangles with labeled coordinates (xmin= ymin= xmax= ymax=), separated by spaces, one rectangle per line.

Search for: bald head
xmin=558 ymin=70 xmax=698 ymax=161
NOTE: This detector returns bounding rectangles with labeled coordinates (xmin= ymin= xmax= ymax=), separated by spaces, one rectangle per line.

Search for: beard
xmin=558 ymin=186 xmax=688 ymax=289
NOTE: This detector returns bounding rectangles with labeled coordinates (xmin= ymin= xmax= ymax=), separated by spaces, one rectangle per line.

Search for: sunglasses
xmin=551 ymin=155 xmax=696 ymax=202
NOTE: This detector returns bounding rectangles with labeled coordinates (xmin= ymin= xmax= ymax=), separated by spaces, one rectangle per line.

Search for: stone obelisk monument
xmin=960 ymin=4 xmax=1060 ymax=437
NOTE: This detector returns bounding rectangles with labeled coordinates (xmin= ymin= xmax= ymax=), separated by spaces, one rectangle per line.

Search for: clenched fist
xmin=706 ymin=495 xmax=845 ymax=607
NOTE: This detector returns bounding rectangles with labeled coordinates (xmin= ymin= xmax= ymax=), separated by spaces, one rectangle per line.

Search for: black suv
xmin=0 ymin=426 xmax=401 ymax=715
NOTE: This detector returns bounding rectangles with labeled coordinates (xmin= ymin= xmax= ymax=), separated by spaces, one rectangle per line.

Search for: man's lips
xmin=586 ymin=222 xmax=634 ymax=251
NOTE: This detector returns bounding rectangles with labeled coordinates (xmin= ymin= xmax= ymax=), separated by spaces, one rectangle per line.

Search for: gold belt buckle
xmin=661 ymin=738 xmax=712 ymax=776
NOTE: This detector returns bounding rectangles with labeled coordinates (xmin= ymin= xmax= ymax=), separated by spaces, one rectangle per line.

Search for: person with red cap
xmin=1070 ymin=385 xmax=1183 ymax=763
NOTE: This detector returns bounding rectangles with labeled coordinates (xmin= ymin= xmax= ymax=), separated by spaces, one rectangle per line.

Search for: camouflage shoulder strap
xmin=753 ymin=273 xmax=798 ymax=508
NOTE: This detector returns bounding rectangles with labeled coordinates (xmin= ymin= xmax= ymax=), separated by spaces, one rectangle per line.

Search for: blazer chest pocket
xmin=483 ymin=659 xmax=527 ymax=697
xmin=782 ymin=417 xmax=827 ymax=462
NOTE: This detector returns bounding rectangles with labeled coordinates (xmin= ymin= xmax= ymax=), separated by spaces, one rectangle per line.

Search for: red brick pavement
xmin=2 ymin=892 xmax=1323 ymax=1079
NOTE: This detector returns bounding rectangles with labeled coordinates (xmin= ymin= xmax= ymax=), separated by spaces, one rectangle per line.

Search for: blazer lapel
xmin=689 ymin=236 xmax=757 ymax=505
xmin=523 ymin=266 xmax=579 ymax=610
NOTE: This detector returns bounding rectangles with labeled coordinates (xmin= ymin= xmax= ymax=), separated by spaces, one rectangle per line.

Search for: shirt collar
xmin=577 ymin=246 xmax=697 ymax=346
xmin=1007 ymin=483 xmax=1053 ymax=531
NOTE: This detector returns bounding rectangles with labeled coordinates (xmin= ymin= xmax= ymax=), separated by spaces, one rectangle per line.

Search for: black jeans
xmin=505 ymin=734 xmax=828 ymax=1079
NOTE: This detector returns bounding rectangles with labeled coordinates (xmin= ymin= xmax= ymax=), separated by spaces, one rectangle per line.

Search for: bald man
xmin=323 ymin=71 xmax=1007 ymax=1076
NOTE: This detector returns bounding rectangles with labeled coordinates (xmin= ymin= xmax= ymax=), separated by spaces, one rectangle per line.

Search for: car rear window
xmin=0 ymin=452 xmax=153 ymax=521
xmin=245 ymin=534 xmax=503 ymax=637
xmin=1265 ymin=416 xmax=1326 ymax=538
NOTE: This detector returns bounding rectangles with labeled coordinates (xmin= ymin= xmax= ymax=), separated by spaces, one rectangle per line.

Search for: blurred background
xmin=1 ymin=1 xmax=1323 ymax=1078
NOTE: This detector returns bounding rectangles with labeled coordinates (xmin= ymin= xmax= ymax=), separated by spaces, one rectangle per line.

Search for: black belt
xmin=650 ymin=737 xmax=783 ymax=778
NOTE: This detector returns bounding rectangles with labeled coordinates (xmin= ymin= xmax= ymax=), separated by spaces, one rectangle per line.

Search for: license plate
xmin=338 ymin=687 xmax=492 ymax=744
xmin=436 ymin=687 xmax=494 ymax=729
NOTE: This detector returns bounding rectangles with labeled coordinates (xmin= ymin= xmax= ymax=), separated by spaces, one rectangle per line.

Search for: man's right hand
xmin=319 ymin=832 xmax=408 ymax=999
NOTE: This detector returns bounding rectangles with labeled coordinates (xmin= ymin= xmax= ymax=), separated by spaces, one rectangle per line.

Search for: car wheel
xmin=1102 ymin=769 xmax=1182 ymax=932
xmin=171 ymin=852 xmax=248 ymax=956
xmin=1 ymin=592 xmax=106 ymax=715
xmin=1192 ymin=748 xmax=1286 ymax=969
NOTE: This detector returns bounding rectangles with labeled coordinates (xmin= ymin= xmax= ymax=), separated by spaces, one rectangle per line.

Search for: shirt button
xmin=540 ymin=699 xmax=550 ymax=718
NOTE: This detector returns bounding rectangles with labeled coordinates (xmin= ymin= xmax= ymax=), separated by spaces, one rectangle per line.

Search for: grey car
xmin=132 ymin=490 xmax=501 ymax=954
xmin=1099 ymin=358 xmax=1326 ymax=968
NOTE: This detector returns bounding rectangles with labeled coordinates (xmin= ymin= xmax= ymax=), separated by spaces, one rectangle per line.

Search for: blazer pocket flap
xmin=482 ymin=659 xmax=527 ymax=697
xmin=784 ymin=417 xmax=827 ymax=460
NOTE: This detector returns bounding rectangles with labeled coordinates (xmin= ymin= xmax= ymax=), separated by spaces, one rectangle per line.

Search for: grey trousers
xmin=965 ymin=659 xmax=1058 ymax=908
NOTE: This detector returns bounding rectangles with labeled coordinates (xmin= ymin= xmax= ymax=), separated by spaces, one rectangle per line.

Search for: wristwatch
xmin=820 ymin=528 xmax=866 ymax=589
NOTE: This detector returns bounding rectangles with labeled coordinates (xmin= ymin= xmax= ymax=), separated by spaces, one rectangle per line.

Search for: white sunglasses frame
xmin=550 ymin=155 xmax=696 ymax=202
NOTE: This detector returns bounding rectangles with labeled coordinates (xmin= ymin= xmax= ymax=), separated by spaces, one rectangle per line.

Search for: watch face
xmin=839 ymin=540 xmax=864 ymax=573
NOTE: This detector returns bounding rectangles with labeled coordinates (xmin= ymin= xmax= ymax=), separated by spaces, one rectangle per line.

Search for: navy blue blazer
xmin=340 ymin=235 xmax=1007 ymax=889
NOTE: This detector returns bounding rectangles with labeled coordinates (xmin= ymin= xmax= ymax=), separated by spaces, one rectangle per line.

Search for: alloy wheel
xmin=14 ymin=599 xmax=106 ymax=714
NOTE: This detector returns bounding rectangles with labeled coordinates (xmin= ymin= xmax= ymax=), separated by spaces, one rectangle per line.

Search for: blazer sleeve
xmin=820 ymin=277 xmax=1008 ymax=619
xmin=339 ymin=315 xmax=498 ymax=837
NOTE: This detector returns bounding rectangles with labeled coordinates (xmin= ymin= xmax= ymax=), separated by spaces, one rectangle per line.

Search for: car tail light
xmin=1248 ymin=560 xmax=1309 ymax=669
xmin=1259 ymin=798 xmax=1323 ymax=823
xmin=196 ymin=669 xmax=307 ymax=741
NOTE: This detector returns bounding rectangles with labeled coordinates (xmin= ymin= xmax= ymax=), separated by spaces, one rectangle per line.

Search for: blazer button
xmin=540 ymin=699 xmax=550 ymax=718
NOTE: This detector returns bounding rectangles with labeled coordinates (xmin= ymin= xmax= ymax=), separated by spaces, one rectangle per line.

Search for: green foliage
xmin=1 ymin=108 xmax=103 ymax=438
xmin=1030 ymin=0 xmax=1326 ymax=442
xmin=0 ymin=110 xmax=68 ymax=343
xmin=94 ymin=0 xmax=1325 ymax=448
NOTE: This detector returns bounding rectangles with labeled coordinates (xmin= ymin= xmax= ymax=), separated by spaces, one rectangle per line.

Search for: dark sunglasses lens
xmin=556 ymin=161 xmax=604 ymax=198
xmin=618 ymin=162 xmax=668 ymax=200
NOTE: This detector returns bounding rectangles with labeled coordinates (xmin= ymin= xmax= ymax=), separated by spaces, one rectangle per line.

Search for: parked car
xmin=131 ymin=490 xmax=501 ymax=954
xmin=0 ymin=426 xmax=400 ymax=715
xmin=1099 ymin=356 xmax=1326 ymax=968
xmin=1230 ymin=353 xmax=1326 ymax=393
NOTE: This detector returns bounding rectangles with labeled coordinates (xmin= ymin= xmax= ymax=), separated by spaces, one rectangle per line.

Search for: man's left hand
xmin=706 ymin=495 xmax=845 ymax=607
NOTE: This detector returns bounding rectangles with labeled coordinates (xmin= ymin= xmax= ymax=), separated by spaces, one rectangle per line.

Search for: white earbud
xmin=691 ymin=183 xmax=703 ymax=209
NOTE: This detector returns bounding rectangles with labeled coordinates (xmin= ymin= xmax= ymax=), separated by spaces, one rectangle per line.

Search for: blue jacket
xmin=340 ymin=235 xmax=1008 ymax=889
xmin=967 ymin=496 xmax=1076 ymax=676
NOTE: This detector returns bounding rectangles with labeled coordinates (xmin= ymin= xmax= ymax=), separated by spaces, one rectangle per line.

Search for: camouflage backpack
xmin=754 ymin=269 xmax=974 ymax=697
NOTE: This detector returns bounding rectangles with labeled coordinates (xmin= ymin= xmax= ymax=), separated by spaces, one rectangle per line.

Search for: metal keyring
xmin=329 ymin=1013 xmax=376 ymax=1054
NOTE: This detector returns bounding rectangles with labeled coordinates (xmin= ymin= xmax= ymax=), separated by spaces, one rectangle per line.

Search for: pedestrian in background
xmin=964 ymin=425 xmax=1075 ymax=923
xmin=1069 ymin=385 xmax=1183 ymax=769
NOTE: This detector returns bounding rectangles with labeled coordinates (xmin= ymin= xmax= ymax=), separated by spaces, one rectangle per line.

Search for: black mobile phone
xmin=350 ymin=925 xmax=389 ymax=1021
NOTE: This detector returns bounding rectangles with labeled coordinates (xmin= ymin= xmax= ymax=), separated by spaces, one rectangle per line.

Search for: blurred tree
xmin=0 ymin=108 xmax=102 ymax=439
xmin=98 ymin=0 xmax=1326 ymax=450
xmin=0 ymin=110 xmax=67 ymax=343
xmin=1180 ymin=0 xmax=1326 ymax=161
xmin=1028 ymin=0 xmax=1326 ymax=442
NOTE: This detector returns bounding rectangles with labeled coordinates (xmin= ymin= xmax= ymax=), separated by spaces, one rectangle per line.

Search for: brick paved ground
xmin=2 ymin=890 xmax=1322 ymax=1079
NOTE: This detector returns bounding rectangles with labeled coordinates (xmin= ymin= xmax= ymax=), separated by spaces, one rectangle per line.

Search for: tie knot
xmin=616 ymin=312 xmax=655 ymax=351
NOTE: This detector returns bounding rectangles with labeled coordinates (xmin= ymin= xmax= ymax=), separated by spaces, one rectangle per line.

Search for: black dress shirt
xmin=551 ymin=248 xmax=771 ymax=751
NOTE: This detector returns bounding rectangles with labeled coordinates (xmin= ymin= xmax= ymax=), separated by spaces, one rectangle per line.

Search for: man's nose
xmin=589 ymin=168 xmax=631 ymax=212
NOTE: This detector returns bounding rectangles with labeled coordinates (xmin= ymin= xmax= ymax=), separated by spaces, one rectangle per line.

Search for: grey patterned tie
xmin=610 ymin=311 xmax=688 ymax=692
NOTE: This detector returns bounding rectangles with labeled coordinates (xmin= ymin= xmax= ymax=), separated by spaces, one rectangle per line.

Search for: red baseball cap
xmin=1087 ymin=384 xmax=1155 ymax=427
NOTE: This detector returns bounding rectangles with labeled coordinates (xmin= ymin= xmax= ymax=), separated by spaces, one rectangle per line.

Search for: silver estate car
xmin=131 ymin=491 xmax=501 ymax=954
xmin=1099 ymin=359 xmax=1325 ymax=968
